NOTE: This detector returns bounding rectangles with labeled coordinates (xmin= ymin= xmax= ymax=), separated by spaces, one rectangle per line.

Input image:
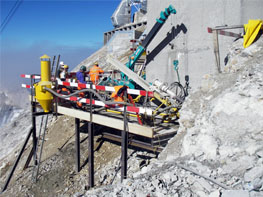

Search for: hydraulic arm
xmin=124 ymin=5 xmax=176 ymax=74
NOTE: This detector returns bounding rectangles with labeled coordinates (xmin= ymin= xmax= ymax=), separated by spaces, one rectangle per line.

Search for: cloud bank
xmin=0 ymin=40 xmax=99 ymax=90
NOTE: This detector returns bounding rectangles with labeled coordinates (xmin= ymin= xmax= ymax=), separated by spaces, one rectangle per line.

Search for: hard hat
xmin=80 ymin=65 xmax=86 ymax=71
xmin=94 ymin=62 xmax=98 ymax=65
xmin=63 ymin=65 xmax=69 ymax=69
xmin=59 ymin=61 xmax=64 ymax=65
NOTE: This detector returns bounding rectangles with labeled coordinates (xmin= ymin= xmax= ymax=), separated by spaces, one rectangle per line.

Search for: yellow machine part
xmin=133 ymin=92 xmax=180 ymax=121
xmin=34 ymin=82 xmax=53 ymax=112
xmin=243 ymin=19 xmax=263 ymax=48
xmin=35 ymin=54 xmax=53 ymax=113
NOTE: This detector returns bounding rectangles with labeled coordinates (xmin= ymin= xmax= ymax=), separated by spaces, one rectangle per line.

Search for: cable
xmin=1 ymin=1 xmax=20 ymax=29
xmin=152 ymin=105 xmax=174 ymax=117
xmin=0 ymin=0 xmax=23 ymax=34
xmin=44 ymin=87 xmax=134 ymax=107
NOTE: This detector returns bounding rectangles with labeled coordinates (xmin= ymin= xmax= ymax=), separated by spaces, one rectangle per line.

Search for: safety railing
xmin=21 ymin=74 xmax=154 ymax=116
xmin=207 ymin=25 xmax=243 ymax=73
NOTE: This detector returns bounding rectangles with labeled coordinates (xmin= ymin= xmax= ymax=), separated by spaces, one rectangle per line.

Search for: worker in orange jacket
xmin=111 ymin=85 xmax=128 ymax=103
xmin=89 ymin=62 xmax=104 ymax=85
xmin=111 ymin=85 xmax=143 ymax=125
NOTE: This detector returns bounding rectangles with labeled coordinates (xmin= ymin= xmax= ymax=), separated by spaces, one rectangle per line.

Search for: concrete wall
xmin=145 ymin=0 xmax=263 ymax=89
xmin=107 ymin=31 xmax=134 ymax=58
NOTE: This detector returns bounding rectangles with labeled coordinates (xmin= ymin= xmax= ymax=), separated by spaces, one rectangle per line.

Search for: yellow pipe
xmin=153 ymin=101 xmax=164 ymax=114
xmin=106 ymin=109 xmax=140 ymax=118
xmin=40 ymin=54 xmax=51 ymax=81
xmin=34 ymin=54 xmax=53 ymax=113
xmin=133 ymin=95 xmax=142 ymax=103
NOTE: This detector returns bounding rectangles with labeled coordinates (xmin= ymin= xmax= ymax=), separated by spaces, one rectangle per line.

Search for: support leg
xmin=75 ymin=118 xmax=80 ymax=172
xmin=121 ymin=105 xmax=128 ymax=182
xmin=88 ymin=93 xmax=94 ymax=188
xmin=32 ymin=102 xmax=38 ymax=166
xmin=213 ymin=30 xmax=221 ymax=73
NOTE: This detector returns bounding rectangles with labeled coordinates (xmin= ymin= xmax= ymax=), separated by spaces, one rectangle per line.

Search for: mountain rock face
xmin=0 ymin=91 xmax=31 ymax=161
xmin=0 ymin=91 xmax=23 ymax=128
xmin=0 ymin=89 xmax=35 ymax=161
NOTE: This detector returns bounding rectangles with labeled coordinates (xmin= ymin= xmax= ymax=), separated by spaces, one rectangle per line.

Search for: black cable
xmin=44 ymin=87 xmax=134 ymax=107
xmin=1 ymin=0 xmax=20 ymax=29
xmin=0 ymin=0 xmax=23 ymax=34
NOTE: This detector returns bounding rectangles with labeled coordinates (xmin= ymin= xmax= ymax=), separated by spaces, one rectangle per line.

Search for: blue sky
xmin=0 ymin=0 xmax=120 ymax=90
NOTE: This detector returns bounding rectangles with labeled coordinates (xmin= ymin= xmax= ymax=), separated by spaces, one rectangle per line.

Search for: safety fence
xmin=21 ymin=74 xmax=154 ymax=97
xmin=21 ymin=75 xmax=154 ymax=115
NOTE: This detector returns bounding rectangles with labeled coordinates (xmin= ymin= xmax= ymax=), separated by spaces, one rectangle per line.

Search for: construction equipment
xmin=19 ymin=4 xmax=187 ymax=133
xmin=20 ymin=5 xmax=186 ymax=125
xmin=116 ymin=5 xmax=177 ymax=89
xmin=34 ymin=55 xmax=53 ymax=113
xmin=243 ymin=19 xmax=263 ymax=48
xmin=103 ymin=5 xmax=189 ymax=123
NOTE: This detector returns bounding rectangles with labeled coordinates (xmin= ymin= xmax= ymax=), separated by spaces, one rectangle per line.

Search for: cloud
xmin=0 ymin=40 xmax=99 ymax=90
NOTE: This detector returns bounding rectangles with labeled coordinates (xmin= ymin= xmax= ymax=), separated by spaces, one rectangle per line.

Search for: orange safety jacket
xmin=110 ymin=86 xmax=143 ymax=125
xmin=89 ymin=65 xmax=104 ymax=84
xmin=111 ymin=86 xmax=125 ymax=102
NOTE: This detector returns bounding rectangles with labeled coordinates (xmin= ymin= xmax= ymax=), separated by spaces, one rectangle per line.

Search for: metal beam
xmin=88 ymin=93 xmax=94 ymax=188
xmin=208 ymin=25 xmax=243 ymax=31
xmin=101 ymin=132 xmax=163 ymax=153
xmin=107 ymin=55 xmax=151 ymax=91
xmin=57 ymin=106 xmax=153 ymax=138
xmin=31 ymin=102 xmax=38 ymax=166
xmin=121 ymin=105 xmax=128 ymax=181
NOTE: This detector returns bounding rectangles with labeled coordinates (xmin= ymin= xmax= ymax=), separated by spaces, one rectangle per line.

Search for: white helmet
xmin=59 ymin=61 xmax=64 ymax=65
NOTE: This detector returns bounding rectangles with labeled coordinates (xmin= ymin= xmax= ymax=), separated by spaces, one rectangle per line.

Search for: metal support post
xmin=31 ymin=99 xmax=38 ymax=166
xmin=88 ymin=92 xmax=94 ymax=188
xmin=213 ymin=30 xmax=221 ymax=73
xmin=54 ymin=55 xmax=60 ymax=118
xmin=75 ymin=118 xmax=80 ymax=172
xmin=121 ymin=94 xmax=128 ymax=182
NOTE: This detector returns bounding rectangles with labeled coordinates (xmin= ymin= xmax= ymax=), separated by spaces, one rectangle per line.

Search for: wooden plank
xmin=57 ymin=106 xmax=153 ymax=138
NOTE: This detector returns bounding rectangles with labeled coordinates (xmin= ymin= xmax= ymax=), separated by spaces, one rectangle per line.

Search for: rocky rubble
xmin=84 ymin=37 xmax=263 ymax=196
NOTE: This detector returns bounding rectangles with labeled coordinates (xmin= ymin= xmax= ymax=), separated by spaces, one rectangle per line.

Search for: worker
xmin=59 ymin=64 xmax=69 ymax=81
xmin=76 ymin=65 xmax=87 ymax=84
xmin=111 ymin=85 xmax=128 ymax=105
xmin=56 ymin=61 xmax=64 ymax=78
xmin=76 ymin=65 xmax=87 ymax=108
xmin=111 ymin=85 xmax=143 ymax=125
xmin=89 ymin=62 xmax=104 ymax=85
xmin=57 ymin=64 xmax=71 ymax=101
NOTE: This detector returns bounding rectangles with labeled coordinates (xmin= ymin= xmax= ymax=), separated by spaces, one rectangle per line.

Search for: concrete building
xmin=145 ymin=0 xmax=263 ymax=89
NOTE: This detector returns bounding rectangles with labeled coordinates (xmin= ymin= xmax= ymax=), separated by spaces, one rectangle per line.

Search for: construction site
xmin=0 ymin=0 xmax=263 ymax=196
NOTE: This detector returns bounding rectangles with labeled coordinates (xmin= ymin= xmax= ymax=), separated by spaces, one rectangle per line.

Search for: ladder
xmin=32 ymin=115 xmax=49 ymax=182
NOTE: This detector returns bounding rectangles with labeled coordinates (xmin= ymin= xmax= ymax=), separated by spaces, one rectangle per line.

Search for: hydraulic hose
xmin=44 ymin=87 xmax=134 ymax=107
xmin=153 ymin=105 xmax=174 ymax=117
